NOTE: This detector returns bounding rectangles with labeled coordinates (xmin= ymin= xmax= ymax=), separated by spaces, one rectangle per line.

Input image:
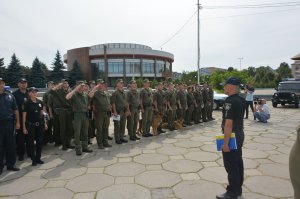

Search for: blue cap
xmin=221 ymin=77 xmax=241 ymax=86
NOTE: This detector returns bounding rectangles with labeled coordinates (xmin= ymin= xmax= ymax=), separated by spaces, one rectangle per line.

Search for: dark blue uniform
xmin=13 ymin=89 xmax=30 ymax=160
xmin=23 ymin=99 xmax=44 ymax=165
xmin=221 ymin=94 xmax=245 ymax=197
xmin=0 ymin=91 xmax=18 ymax=170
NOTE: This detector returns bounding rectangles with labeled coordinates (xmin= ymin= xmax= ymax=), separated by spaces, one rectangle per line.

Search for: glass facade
xmin=126 ymin=62 xmax=141 ymax=74
xmin=143 ymin=60 xmax=154 ymax=74
xmin=156 ymin=61 xmax=165 ymax=73
xmin=108 ymin=60 xmax=123 ymax=74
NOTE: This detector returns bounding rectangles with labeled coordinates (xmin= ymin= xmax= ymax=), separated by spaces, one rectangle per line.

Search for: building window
xmin=108 ymin=62 xmax=123 ymax=74
xmin=156 ymin=61 xmax=165 ymax=73
xmin=126 ymin=62 xmax=141 ymax=74
xmin=143 ymin=62 xmax=154 ymax=74
xmin=165 ymin=62 xmax=171 ymax=72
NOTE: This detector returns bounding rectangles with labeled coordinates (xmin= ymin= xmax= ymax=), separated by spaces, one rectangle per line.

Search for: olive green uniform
xmin=208 ymin=88 xmax=214 ymax=119
xmin=194 ymin=89 xmax=203 ymax=123
xmin=289 ymin=125 xmax=300 ymax=199
xmin=110 ymin=90 xmax=127 ymax=142
xmin=48 ymin=93 xmax=61 ymax=145
xmin=126 ymin=90 xmax=140 ymax=138
xmin=140 ymin=88 xmax=153 ymax=135
xmin=43 ymin=90 xmax=53 ymax=144
xmin=186 ymin=92 xmax=195 ymax=125
xmin=50 ymin=89 xmax=73 ymax=148
xmin=69 ymin=92 xmax=89 ymax=152
xmin=202 ymin=88 xmax=209 ymax=121
xmin=92 ymin=90 xmax=111 ymax=148
xmin=166 ymin=90 xmax=177 ymax=129
xmin=177 ymin=90 xmax=187 ymax=121
xmin=153 ymin=90 xmax=166 ymax=116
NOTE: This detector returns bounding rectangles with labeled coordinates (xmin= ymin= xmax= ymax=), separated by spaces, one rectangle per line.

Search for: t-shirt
xmin=22 ymin=99 xmax=43 ymax=123
xmin=0 ymin=91 xmax=18 ymax=120
xmin=259 ymin=104 xmax=270 ymax=115
xmin=245 ymin=87 xmax=255 ymax=101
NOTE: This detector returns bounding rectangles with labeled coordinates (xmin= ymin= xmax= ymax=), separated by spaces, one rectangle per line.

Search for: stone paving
xmin=0 ymin=103 xmax=299 ymax=199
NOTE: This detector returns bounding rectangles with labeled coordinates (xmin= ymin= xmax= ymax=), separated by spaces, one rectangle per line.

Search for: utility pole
xmin=197 ymin=0 xmax=201 ymax=84
xmin=238 ymin=57 xmax=243 ymax=71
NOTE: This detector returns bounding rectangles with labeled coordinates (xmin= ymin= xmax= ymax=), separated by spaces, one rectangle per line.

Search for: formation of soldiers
xmin=43 ymin=78 xmax=215 ymax=155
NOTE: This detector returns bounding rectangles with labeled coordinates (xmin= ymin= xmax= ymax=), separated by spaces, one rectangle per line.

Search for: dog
xmin=173 ymin=118 xmax=184 ymax=130
xmin=137 ymin=119 xmax=143 ymax=136
xmin=151 ymin=112 xmax=163 ymax=136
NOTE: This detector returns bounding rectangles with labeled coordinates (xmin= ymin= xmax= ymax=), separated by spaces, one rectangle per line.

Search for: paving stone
xmin=244 ymin=158 xmax=259 ymax=169
xmin=276 ymin=146 xmax=292 ymax=154
xmin=97 ymin=184 xmax=151 ymax=199
xmin=134 ymin=154 xmax=169 ymax=164
xmin=0 ymin=176 xmax=47 ymax=196
xmin=253 ymin=137 xmax=283 ymax=144
xmin=185 ymin=151 xmax=219 ymax=162
xmin=244 ymin=176 xmax=293 ymax=198
xmin=173 ymin=180 xmax=224 ymax=199
xmin=136 ymin=141 xmax=162 ymax=149
xmin=244 ymin=169 xmax=262 ymax=176
xmin=45 ymin=180 xmax=67 ymax=188
xmin=118 ymin=157 xmax=132 ymax=162
xmin=105 ymin=162 xmax=145 ymax=176
xmin=115 ymin=177 xmax=134 ymax=184
xmin=262 ymin=133 xmax=288 ymax=139
xmin=110 ymin=148 xmax=142 ymax=158
xmin=86 ymin=168 xmax=104 ymax=173
xmin=73 ymin=192 xmax=95 ymax=199
xmin=163 ymin=159 xmax=203 ymax=173
xmin=244 ymin=143 xmax=276 ymax=151
xmin=202 ymin=161 xmax=219 ymax=167
xmin=174 ymin=140 xmax=203 ymax=148
xmin=66 ymin=174 xmax=114 ymax=192
xmin=269 ymin=154 xmax=289 ymax=164
xmin=42 ymin=165 xmax=86 ymax=180
xmin=190 ymin=136 xmax=213 ymax=142
xmin=80 ymin=156 xmax=117 ymax=167
xmin=167 ymin=132 xmax=193 ymax=139
xmin=169 ymin=155 xmax=184 ymax=160
xmin=198 ymin=167 xmax=227 ymax=184
xmin=24 ymin=168 xmax=45 ymax=177
xmin=0 ymin=168 xmax=28 ymax=182
xmin=135 ymin=170 xmax=181 ymax=188
xmin=180 ymin=173 xmax=200 ymax=181
xmin=36 ymin=156 xmax=65 ymax=170
xmin=242 ymin=192 xmax=272 ymax=199
xmin=142 ymin=149 xmax=156 ymax=153
xmin=146 ymin=165 xmax=163 ymax=171
xmin=258 ymin=163 xmax=289 ymax=179
xmin=200 ymin=144 xmax=217 ymax=152
xmin=243 ymin=149 xmax=269 ymax=159
xmin=157 ymin=146 xmax=187 ymax=156
xmin=151 ymin=188 xmax=175 ymax=199
xmin=19 ymin=188 xmax=73 ymax=199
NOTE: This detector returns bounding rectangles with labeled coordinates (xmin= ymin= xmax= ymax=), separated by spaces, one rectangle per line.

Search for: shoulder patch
xmin=224 ymin=103 xmax=231 ymax=111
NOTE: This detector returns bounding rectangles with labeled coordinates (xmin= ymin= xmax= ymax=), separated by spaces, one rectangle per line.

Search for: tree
xmin=6 ymin=54 xmax=24 ymax=87
xmin=50 ymin=50 xmax=65 ymax=82
xmin=29 ymin=57 xmax=46 ymax=87
xmin=40 ymin=62 xmax=50 ymax=82
xmin=227 ymin=67 xmax=234 ymax=72
xmin=68 ymin=60 xmax=84 ymax=87
xmin=0 ymin=57 xmax=6 ymax=79
xmin=275 ymin=62 xmax=292 ymax=85
xmin=246 ymin=66 xmax=256 ymax=77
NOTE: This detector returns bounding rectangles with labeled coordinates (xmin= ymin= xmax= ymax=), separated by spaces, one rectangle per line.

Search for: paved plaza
xmin=0 ymin=103 xmax=299 ymax=199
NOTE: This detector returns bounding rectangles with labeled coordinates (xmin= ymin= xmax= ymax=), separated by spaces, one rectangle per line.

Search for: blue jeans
xmin=254 ymin=112 xmax=270 ymax=123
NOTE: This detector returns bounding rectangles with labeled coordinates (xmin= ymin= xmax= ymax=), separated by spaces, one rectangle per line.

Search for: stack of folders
xmin=216 ymin=133 xmax=237 ymax=151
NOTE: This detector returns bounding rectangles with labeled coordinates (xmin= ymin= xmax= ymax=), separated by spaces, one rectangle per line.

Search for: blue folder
xmin=216 ymin=133 xmax=237 ymax=151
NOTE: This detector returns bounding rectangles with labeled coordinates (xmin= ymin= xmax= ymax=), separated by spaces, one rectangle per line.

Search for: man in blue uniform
xmin=217 ymin=77 xmax=245 ymax=199
xmin=0 ymin=78 xmax=20 ymax=175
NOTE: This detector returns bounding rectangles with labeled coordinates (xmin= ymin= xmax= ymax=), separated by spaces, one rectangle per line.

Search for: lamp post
xmin=238 ymin=57 xmax=243 ymax=71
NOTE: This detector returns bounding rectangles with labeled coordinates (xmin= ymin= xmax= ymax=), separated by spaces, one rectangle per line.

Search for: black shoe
xmin=36 ymin=160 xmax=44 ymax=164
xmin=120 ymin=138 xmax=128 ymax=143
xmin=67 ymin=145 xmax=75 ymax=149
xmin=203 ymin=119 xmax=208 ymax=122
xmin=134 ymin=136 xmax=141 ymax=140
xmin=18 ymin=156 xmax=24 ymax=161
xmin=62 ymin=146 xmax=68 ymax=151
xmin=98 ymin=145 xmax=104 ymax=149
xmin=211 ymin=118 xmax=215 ymax=120
xmin=147 ymin=133 xmax=153 ymax=137
xmin=130 ymin=137 xmax=136 ymax=141
xmin=88 ymin=140 xmax=92 ymax=145
xmin=159 ymin=129 xmax=166 ymax=133
xmin=103 ymin=143 xmax=112 ymax=148
xmin=169 ymin=128 xmax=174 ymax=131
xmin=182 ymin=124 xmax=187 ymax=127
xmin=76 ymin=151 xmax=82 ymax=156
xmin=244 ymin=117 xmax=248 ymax=119
xmin=108 ymin=136 xmax=113 ymax=140
xmin=7 ymin=166 xmax=20 ymax=171
xmin=32 ymin=162 xmax=37 ymax=166
xmin=83 ymin=148 xmax=93 ymax=153
xmin=0 ymin=167 xmax=3 ymax=175
xmin=115 ymin=140 xmax=122 ymax=144
xmin=142 ymin=134 xmax=150 ymax=137
xmin=216 ymin=192 xmax=237 ymax=199
xmin=54 ymin=143 xmax=61 ymax=147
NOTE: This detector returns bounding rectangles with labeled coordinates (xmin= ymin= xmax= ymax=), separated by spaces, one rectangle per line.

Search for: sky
xmin=0 ymin=0 xmax=299 ymax=72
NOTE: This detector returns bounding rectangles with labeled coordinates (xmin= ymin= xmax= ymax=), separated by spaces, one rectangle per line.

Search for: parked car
xmin=272 ymin=79 xmax=300 ymax=108
xmin=213 ymin=91 xmax=227 ymax=110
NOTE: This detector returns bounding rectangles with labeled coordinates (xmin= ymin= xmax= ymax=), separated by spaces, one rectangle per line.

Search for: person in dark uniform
xmin=208 ymin=84 xmax=215 ymax=120
xmin=216 ymin=77 xmax=245 ymax=199
xmin=43 ymin=81 xmax=54 ymax=145
xmin=22 ymin=87 xmax=47 ymax=166
xmin=0 ymin=78 xmax=20 ymax=175
xmin=13 ymin=78 xmax=30 ymax=161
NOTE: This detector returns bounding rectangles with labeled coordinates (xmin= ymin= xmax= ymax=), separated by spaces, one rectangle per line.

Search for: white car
xmin=213 ymin=91 xmax=228 ymax=110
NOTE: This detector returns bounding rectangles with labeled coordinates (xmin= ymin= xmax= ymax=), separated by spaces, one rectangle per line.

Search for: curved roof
xmin=291 ymin=53 xmax=300 ymax=60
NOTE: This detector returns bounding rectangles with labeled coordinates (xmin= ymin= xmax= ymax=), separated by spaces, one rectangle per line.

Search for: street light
xmin=238 ymin=57 xmax=243 ymax=71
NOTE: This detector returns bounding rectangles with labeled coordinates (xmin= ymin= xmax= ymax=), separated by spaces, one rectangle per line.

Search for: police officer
xmin=153 ymin=82 xmax=166 ymax=133
xmin=217 ymin=77 xmax=245 ymax=199
xmin=140 ymin=79 xmax=154 ymax=137
xmin=22 ymin=87 xmax=47 ymax=165
xmin=0 ymin=78 xmax=20 ymax=174
xmin=110 ymin=79 xmax=129 ymax=144
xmin=50 ymin=79 xmax=74 ymax=150
xmin=66 ymin=81 xmax=93 ymax=155
xmin=43 ymin=81 xmax=54 ymax=144
xmin=89 ymin=79 xmax=112 ymax=149
xmin=126 ymin=80 xmax=142 ymax=141
xmin=166 ymin=82 xmax=177 ymax=131
xmin=13 ymin=78 xmax=30 ymax=161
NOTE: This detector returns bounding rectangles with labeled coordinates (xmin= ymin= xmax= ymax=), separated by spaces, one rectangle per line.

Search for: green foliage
xmin=6 ymin=54 xmax=24 ymax=87
xmin=150 ymin=79 xmax=158 ymax=88
xmin=135 ymin=78 xmax=143 ymax=88
xmin=275 ymin=62 xmax=292 ymax=85
xmin=0 ymin=57 xmax=6 ymax=79
xmin=253 ymin=66 xmax=276 ymax=88
xmin=68 ymin=60 xmax=84 ymax=87
xmin=28 ymin=57 xmax=47 ymax=87
xmin=40 ymin=62 xmax=50 ymax=82
xmin=181 ymin=71 xmax=198 ymax=85
xmin=0 ymin=58 xmax=4 ymax=67
xmin=50 ymin=50 xmax=65 ymax=82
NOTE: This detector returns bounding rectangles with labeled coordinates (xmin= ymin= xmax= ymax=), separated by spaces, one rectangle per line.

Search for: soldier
xmin=202 ymin=83 xmax=209 ymax=122
xmin=140 ymin=79 xmax=154 ymax=137
xmin=208 ymin=84 xmax=215 ymax=120
xmin=43 ymin=81 xmax=54 ymax=145
xmin=126 ymin=80 xmax=142 ymax=141
xmin=153 ymin=82 xmax=166 ymax=133
xmin=177 ymin=83 xmax=187 ymax=125
xmin=0 ymin=78 xmax=20 ymax=174
xmin=166 ymin=82 xmax=177 ymax=131
xmin=13 ymin=78 xmax=30 ymax=161
xmin=186 ymin=86 xmax=197 ymax=125
xmin=194 ymin=85 xmax=204 ymax=123
xmin=48 ymin=81 xmax=61 ymax=147
xmin=110 ymin=79 xmax=129 ymax=144
xmin=89 ymin=79 xmax=112 ymax=149
xmin=66 ymin=81 xmax=93 ymax=156
xmin=50 ymin=79 xmax=74 ymax=150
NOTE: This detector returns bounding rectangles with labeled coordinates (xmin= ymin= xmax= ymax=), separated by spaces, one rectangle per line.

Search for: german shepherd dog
xmin=151 ymin=112 xmax=163 ymax=136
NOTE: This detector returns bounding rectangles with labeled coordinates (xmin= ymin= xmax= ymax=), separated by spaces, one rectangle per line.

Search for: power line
xmin=204 ymin=1 xmax=300 ymax=9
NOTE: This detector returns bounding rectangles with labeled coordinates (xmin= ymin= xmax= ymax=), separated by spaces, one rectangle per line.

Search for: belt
xmin=26 ymin=121 xmax=41 ymax=126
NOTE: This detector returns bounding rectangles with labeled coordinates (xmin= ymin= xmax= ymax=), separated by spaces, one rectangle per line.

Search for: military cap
xmin=116 ymin=79 xmax=124 ymax=84
xmin=221 ymin=77 xmax=241 ymax=86
xmin=168 ymin=82 xmax=174 ymax=86
xmin=19 ymin=78 xmax=27 ymax=83
xmin=28 ymin=87 xmax=38 ymax=92
xmin=61 ymin=78 xmax=69 ymax=82
xmin=0 ymin=78 xmax=5 ymax=82
xmin=177 ymin=82 xmax=183 ymax=85
xmin=143 ymin=79 xmax=150 ymax=83
xmin=157 ymin=82 xmax=163 ymax=85
xmin=89 ymin=80 xmax=96 ymax=84
xmin=76 ymin=80 xmax=86 ymax=85
xmin=129 ymin=80 xmax=136 ymax=84
xmin=96 ymin=79 xmax=105 ymax=84
xmin=187 ymin=86 xmax=192 ymax=89
xmin=47 ymin=81 xmax=54 ymax=84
